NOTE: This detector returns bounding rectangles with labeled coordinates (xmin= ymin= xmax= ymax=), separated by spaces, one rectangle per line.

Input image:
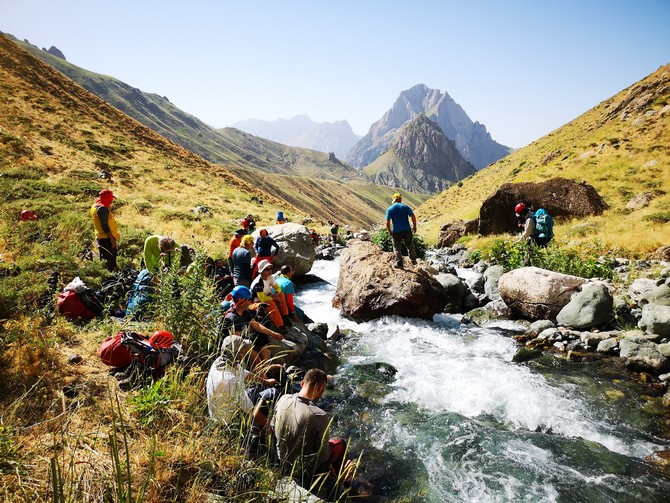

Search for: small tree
xmin=371 ymin=228 xmax=427 ymax=259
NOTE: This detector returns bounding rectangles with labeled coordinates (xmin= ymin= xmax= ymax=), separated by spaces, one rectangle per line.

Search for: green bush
xmin=642 ymin=212 xmax=670 ymax=224
xmin=487 ymin=239 xmax=614 ymax=279
xmin=371 ymin=228 xmax=426 ymax=259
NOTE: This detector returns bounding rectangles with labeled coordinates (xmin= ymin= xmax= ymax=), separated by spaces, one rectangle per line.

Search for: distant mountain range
xmin=231 ymin=115 xmax=360 ymax=160
xmin=362 ymin=114 xmax=476 ymax=193
xmin=347 ymin=84 xmax=511 ymax=170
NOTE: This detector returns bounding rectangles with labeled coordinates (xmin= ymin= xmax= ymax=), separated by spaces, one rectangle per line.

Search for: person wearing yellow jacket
xmin=90 ymin=189 xmax=119 ymax=271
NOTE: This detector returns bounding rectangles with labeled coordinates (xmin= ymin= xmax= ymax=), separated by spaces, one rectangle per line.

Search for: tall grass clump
xmin=487 ymin=239 xmax=615 ymax=279
xmin=153 ymin=254 xmax=222 ymax=362
xmin=371 ymin=228 xmax=427 ymax=259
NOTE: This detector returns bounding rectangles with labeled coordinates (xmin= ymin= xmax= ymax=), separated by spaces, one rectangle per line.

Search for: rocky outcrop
xmin=45 ymin=46 xmax=66 ymax=60
xmin=478 ymin=178 xmax=608 ymax=235
xmin=346 ymin=84 xmax=510 ymax=170
xmin=332 ymin=240 xmax=448 ymax=322
xmin=498 ymin=267 xmax=587 ymax=321
xmin=252 ymin=223 xmax=315 ymax=277
xmin=362 ymin=114 xmax=476 ymax=194
xmin=436 ymin=219 xmax=479 ymax=248
xmin=556 ymin=283 xmax=614 ymax=329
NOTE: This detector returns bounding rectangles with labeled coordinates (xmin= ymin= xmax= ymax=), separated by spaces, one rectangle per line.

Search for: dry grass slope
xmin=417 ymin=64 xmax=670 ymax=257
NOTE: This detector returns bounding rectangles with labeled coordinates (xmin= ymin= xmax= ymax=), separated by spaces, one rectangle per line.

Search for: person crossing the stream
xmin=385 ymin=192 xmax=417 ymax=268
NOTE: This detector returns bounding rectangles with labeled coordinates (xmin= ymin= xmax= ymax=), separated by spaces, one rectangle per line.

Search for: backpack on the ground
xmin=120 ymin=331 xmax=181 ymax=369
xmin=533 ymin=208 xmax=554 ymax=241
xmin=57 ymin=290 xmax=98 ymax=320
xmin=100 ymin=331 xmax=181 ymax=369
xmin=126 ymin=269 xmax=154 ymax=320
xmin=100 ymin=331 xmax=135 ymax=368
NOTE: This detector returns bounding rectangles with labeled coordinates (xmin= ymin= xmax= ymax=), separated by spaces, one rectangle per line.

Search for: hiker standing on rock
xmin=385 ymin=192 xmax=417 ymax=268
xmin=90 ymin=189 xmax=119 ymax=271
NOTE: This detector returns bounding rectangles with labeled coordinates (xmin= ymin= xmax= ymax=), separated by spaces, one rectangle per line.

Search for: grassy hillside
xmin=8 ymin=34 xmax=420 ymax=228
xmin=417 ymin=64 xmax=670 ymax=257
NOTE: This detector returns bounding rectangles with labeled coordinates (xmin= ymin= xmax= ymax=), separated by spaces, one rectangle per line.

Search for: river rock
xmin=597 ymin=338 xmax=619 ymax=353
xmin=640 ymin=284 xmax=670 ymax=307
xmin=527 ymin=320 xmax=556 ymax=336
xmin=462 ymin=300 xmax=512 ymax=327
xmin=434 ymin=273 xmax=465 ymax=313
xmin=579 ymin=332 xmax=616 ymax=349
xmin=638 ymin=304 xmax=670 ymax=338
xmin=657 ymin=342 xmax=670 ymax=358
xmin=253 ymin=223 xmax=316 ymax=276
xmin=628 ymin=278 xmax=657 ymax=303
xmin=556 ymin=283 xmax=614 ymax=329
xmin=618 ymin=337 xmax=670 ymax=374
xmin=483 ymin=265 xmax=505 ymax=301
xmin=333 ymin=240 xmax=448 ymax=322
xmin=272 ymin=477 xmax=325 ymax=503
xmin=498 ymin=267 xmax=587 ymax=321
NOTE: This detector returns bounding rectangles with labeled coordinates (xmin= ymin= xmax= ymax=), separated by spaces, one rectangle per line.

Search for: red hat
xmin=514 ymin=203 xmax=527 ymax=216
xmin=99 ymin=189 xmax=116 ymax=198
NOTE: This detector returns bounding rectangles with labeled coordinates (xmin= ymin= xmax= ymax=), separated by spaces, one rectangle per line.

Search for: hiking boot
xmin=411 ymin=259 xmax=417 ymax=266
xmin=395 ymin=261 xmax=404 ymax=269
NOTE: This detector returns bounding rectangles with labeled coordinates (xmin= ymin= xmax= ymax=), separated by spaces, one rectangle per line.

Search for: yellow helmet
xmin=392 ymin=193 xmax=402 ymax=202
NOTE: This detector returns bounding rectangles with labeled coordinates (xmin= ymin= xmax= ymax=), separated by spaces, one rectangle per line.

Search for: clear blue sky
xmin=2 ymin=0 xmax=669 ymax=147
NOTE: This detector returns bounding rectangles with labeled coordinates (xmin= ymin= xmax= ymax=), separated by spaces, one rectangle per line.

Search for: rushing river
xmin=295 ymin=259 xmax=670 ymax=503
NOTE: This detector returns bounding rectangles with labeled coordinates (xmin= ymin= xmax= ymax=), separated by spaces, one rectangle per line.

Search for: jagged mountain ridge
xmin=231 ymin=114 xmax=360 ymax=160
xmin=347 ymin=84 xmax=511 ymax=170
xmin=362 ymin=114 xmax=476 ymax=193
xmin=8 ymin=34 xmax=362 ymax=183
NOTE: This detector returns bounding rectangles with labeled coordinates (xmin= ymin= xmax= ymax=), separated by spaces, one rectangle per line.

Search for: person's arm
xmin=520 ymin=218 xmax=535 ymax=241
xmin=285 ymin=292 xmax=296 ymax=315
xmin=386 ymin=219 xmax=392 ymax=234
xmin=250 ymin=319 xmax=283 ymax=341
xmin=270 ymin=238 xmax=279 ymax=256
xmin=411 ymin=214 xmax=417 ymax=233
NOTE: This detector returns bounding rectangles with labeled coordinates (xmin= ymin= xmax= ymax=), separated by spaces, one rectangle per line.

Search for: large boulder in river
xmin=498 ymin=267 xmax=587 ymax=321
xmin=638 ymin=304 xmax=670 ymax=338
xmin=332 ymin=240 xmax=448 ymax=322
xmin=253 ymin=223 xmax=315 ymax=277
xmin=556 ymin=283 xmax=614 ymax=329
xmin=478 ymin=178 xmax=608 ymax=235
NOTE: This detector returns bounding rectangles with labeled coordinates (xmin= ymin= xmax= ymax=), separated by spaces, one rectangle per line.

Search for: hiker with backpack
xmin=515 ymin=203 xmax=554 ymax=247
xmin=90 ymin=189 xmax=119 ymax=271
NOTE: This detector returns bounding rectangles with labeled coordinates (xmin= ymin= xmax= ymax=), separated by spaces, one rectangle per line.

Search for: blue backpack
xmin=533 ymin=208 xmax=554 ymax=241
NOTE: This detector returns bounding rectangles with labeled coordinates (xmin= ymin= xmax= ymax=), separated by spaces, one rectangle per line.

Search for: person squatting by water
xmin=273 ymin=368 xmax=357 ymax=500
xmin=385 ymin=192 xmax=417 ymax=268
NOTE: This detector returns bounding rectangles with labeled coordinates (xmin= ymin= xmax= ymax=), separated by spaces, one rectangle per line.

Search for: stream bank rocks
xmin=333 ymin=240 xmax=447 ymax=322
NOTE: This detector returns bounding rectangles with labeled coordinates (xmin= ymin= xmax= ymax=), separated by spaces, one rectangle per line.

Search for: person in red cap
xmin=90 ymin=189 xmax=119 ymax=271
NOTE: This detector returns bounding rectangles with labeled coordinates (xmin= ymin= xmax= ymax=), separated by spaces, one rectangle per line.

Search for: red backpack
xmin=99 ymin=332 xmax=135 ymax=368
xmin=57 ymin=291 xmax=97 ymax=320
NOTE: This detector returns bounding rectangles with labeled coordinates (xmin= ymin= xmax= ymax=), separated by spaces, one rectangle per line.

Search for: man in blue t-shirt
xmin=385 ymin=192 xmax=417 ymax=268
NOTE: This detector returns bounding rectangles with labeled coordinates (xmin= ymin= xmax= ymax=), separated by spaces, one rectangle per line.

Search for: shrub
xmin=371 ymin=228 xmax=426 ymax=259
xmin=487 ymin=239 xmax=614 ymax=279
xmin=642 ymin=212 xmax=670 ymax=224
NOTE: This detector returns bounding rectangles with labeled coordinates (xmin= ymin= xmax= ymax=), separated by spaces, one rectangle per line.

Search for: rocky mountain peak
xmin=347 ymin=84 xmax=510 ymax=170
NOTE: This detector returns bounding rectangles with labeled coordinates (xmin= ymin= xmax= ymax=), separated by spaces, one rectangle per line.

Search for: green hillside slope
xmin=417 ymin=64 xmax=670 ymax=256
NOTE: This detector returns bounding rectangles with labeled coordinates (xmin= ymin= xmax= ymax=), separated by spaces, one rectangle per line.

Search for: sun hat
xmin=257 ymin=259 xmax=273 ymax=273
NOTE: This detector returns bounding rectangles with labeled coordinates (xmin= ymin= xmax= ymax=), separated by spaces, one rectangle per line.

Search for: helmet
xmin=149 ymin=330 xmax=174 ymax=349
xmin=514 ymin=203 xmax=527 ymax=215
xmin=231 ymin=285 xmax=252 ymax=301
